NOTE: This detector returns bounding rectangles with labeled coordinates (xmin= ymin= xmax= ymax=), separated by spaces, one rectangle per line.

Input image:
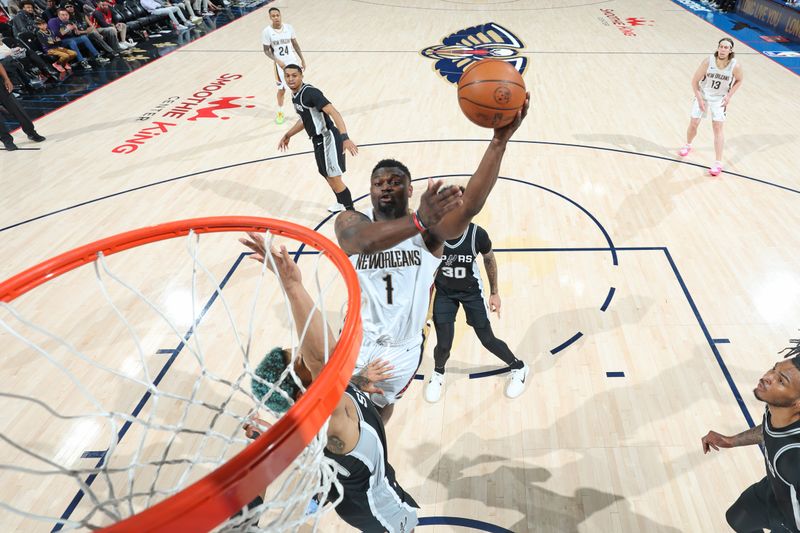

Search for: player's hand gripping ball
xmin=457 ymin=59 xmax=527 ymax=128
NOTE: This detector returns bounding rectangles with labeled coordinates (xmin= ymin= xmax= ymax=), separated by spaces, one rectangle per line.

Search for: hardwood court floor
xmin=1 ymin=0 xmax=799 ymax=531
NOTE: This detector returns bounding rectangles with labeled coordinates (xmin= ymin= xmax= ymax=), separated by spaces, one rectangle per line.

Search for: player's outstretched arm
xmin=239 ymin=235 xmax=335 ymax=379
xmin=428 ymin=94 xmax=530 ymax=242
xmin=240 ymin=234 xmax=361 ymax=454
xmin=334 ymin=179 xmax=462 ymax=255
xmin=701 ymin=424 xmax=763 ymax=453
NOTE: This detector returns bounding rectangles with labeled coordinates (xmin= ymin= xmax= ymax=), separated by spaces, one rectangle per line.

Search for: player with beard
xmin=702 ymin=338 xmax=800 ymax=532
xmin=334 ymin=94 xmax=530 ymax=424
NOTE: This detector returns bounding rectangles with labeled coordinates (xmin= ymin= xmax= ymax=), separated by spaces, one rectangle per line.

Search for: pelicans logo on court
xmin=421 ymin=22 xmax=527 ymax=84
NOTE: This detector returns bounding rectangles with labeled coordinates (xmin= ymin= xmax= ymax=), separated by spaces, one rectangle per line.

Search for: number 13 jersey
xmin=700 ymin=54 xmax=737 ymax=101
xmin=349 ymin=208 xmax=440 ymax=345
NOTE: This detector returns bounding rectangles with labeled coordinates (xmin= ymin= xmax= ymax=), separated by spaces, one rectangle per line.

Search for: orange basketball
xmin=457 ymin=59 xmax=526 ymax=129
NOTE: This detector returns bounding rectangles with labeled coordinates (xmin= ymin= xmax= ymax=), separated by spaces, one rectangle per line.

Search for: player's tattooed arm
xmin=483 ymin=250 xmax=502 ymax=316
xmin=483 ymin=251 xmax=498 ymax=295
xmin=701 ymin=424 xmax=763 ymax=453
xmin=327 ymin=435 xmax=346 ymax=454
xmin=335 ymin=209 xmax=418 ymax=255
xmin=350 ymin=359 xmax=392 ymax=395
xmin=730 ymin=424 xmax=764 ymax=446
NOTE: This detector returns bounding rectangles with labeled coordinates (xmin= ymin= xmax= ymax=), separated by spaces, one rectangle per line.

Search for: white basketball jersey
xmin=700 ymin=54 xmax=737 ymax=101
xmin=349 ymin=208 xmax=440 ymax=344
xmin=261 ymin=23 xmax=298 ymax=64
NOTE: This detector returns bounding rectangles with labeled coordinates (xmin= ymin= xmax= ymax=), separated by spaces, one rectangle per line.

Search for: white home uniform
xmin=349 ymin=208 xmax=440 ymax=407
xmin=261 ymin=23 xmax=299 ymax=90
xmin=691 ymin=54 xmax=737 ymax=122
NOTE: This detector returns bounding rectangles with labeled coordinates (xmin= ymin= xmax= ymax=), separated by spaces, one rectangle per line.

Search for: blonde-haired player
xmin=261 ymin=7 xmax=306 ymax=124
xmin=678 ymin=38 xmax=743 ymax=177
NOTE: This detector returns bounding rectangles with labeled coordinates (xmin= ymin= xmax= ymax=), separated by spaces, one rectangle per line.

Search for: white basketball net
xmin=0 ymin=229 xmax=348 ymax=531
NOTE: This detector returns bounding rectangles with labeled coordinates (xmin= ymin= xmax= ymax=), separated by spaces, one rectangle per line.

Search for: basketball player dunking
xmin=334 ymin=94 xmax=530 ymax=424
xmin=261 ymin=7 xmax=306 ymax=125
xmin=678 ymin=38 xmax=743 ymax=177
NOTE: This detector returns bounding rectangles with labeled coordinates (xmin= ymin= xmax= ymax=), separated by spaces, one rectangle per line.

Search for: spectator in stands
xmin=91 ymin=0 xmax=134 ymax=50
xmin=6 ymin=0 xmax=22 ymax=16
xmin=0 ymin=44 xmax=32 ymax=93
xmin=11 ymin=0 xmax=38 ymax=36
xmin=193 ymin=0 xmax=220 ymax=17
xmin=41 ymin=0 xmax=57 ymax=22
xmin=0 ymin=39 xmax=56 ymax=85
xmin=48 ymin=7 xmax=105 ymax=68
xmin=63 ymin=2 xmax=121 ymax=56
xmin=7 ymin=2 xmax=60 ymax=79
xmin=0 ymin=61 xmax=45 ymax=151
xmin=35 ymin=16 xmax=75 ymax=76
xmin=175 ymin=0 xmax=202 ymax=24
xmin=140 ymin=0 xmax=192 ymax=31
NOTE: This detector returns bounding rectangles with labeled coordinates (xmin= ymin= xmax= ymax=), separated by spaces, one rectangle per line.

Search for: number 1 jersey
xmin=349 ymin=208 xmax=440 ymax=345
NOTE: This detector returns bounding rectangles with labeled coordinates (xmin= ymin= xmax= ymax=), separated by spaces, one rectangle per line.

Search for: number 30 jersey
xmin=435 ymin=223 xmax=492 ymax=293
xmin=349 ymin=208 xmax=440 ymax=345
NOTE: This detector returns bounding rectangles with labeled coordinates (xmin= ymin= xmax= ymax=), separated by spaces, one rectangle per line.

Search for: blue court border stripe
xmin=550 ymin=332 xmax=583 ymax=355
xmin=4 ymin=137 xmax=798 ymax=235
xmin=469 ymin=366 xmax=511 ymax=379
xmin=80 ymin=450 xmax=106 ymax=459
xmin=600 ymin=286 xmax=616 ymax=312
xmin=606 ymin=371 xmax=625 ymax=378
xmin=714 ymin=338 xmax=731 ymax=344
xmin=662 ymin=248 xmax=754 ymax=428
xmin=53 ymin=251 xmax=250 ymax=531
xmin=418 ymin=515 xmax=514 ymax=532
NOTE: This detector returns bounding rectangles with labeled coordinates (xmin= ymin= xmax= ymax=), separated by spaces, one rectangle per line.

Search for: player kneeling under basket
xmin=241 ymin=234 xmax=419 ymax=533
